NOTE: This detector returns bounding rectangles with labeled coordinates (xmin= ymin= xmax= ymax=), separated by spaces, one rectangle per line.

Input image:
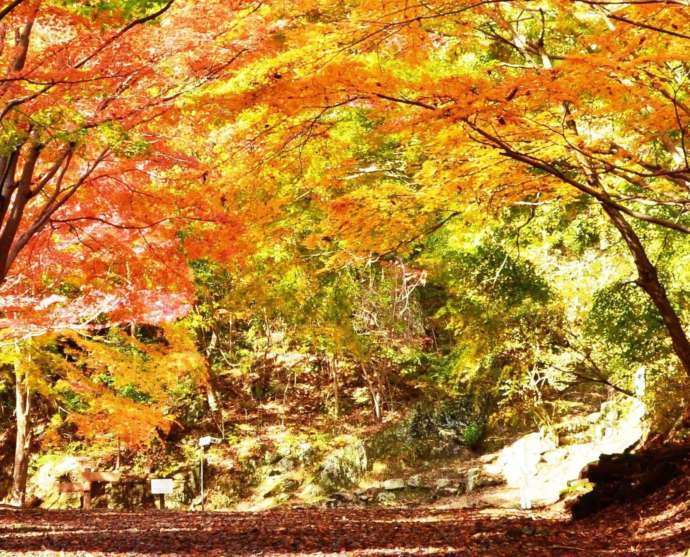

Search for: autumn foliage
xmin=0 ymin=0 xmax=279 ymax=335
xmin=197 ymin=0 xmax=690 ymax=379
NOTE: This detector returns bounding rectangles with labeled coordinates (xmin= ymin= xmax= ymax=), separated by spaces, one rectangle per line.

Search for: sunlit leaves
xmin=55 ymin=0 xmax=171 ymax=20
xmin=27 ymin=325 xmax=206 ymax=450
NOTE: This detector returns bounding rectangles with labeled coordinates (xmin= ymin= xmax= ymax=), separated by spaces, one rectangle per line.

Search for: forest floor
xmin=1 ymin=467 xmax=689 ymax=557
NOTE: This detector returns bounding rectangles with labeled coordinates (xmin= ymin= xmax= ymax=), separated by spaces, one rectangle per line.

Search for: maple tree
xmin=2 ymin=323 xmax=205 ymax=506
xmin=0 ymin=0 xmax=281 ymax=508
xmin=201 ymin=0 xmax=690 ymax=385
xmin=0 ymin=0 xmax=280 ymax=336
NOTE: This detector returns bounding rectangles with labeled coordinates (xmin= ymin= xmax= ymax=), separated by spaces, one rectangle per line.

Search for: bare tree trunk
xmin=602 ymin=204 xmax=690 ymax=377
xmin=330 ymin=356 xmax=339 ymax=418
xmin=361 ymin=363 xmax=383 ymax=421
xmin=206 ymin=381 xmax=225 ymax=437
xmin=372 ymin=391 xmax=382 ymax=422
xmin=9 ymin=365 xmax=30 ymax=507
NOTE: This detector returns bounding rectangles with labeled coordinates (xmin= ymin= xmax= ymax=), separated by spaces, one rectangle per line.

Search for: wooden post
xmin=82 ymin=489 xmax=92 ymax=510
xmin=82 ymin=468 xmax=93 ymax=510
xmin=200 ymin=449 xmax=205 ymax=511
xmin=158 ymin=494 xmax=165 ymax=509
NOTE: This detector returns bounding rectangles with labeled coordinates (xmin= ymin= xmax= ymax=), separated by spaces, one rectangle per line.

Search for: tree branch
xmin=0 ymin=0 xmax=26 ymax=24
xmin=76 ymin=0 xmax=175 ymax=68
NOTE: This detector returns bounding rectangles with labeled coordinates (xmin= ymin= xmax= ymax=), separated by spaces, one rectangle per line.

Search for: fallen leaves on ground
xmin=0 ymin=497 xmax=686 ymax=557
xmin=3 ymin=467 xmax=690 ymax=557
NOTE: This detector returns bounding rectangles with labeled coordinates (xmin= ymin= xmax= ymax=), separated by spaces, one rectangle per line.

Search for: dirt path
xmin=0 ymin=500 xmax=688 ymax=557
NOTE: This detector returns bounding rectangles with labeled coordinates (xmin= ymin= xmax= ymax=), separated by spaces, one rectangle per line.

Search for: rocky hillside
xmin=21 ymin=396 xmax=648 ymax=513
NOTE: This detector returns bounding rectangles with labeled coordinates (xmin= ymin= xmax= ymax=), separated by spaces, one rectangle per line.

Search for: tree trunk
xmin=330 ymin=356 xmax=339 ymax=418
xmin=361 ymin=363 xmax=384 ymax=422
xmin=372 ymin=391 xmax=382 ymax=422
xmin=9 ymin=365 xmax=30 ymax=507
xmin=601 ymin=203 xmax=690 ymax=377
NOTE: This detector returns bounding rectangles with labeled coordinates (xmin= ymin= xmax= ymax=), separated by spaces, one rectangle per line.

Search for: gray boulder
xmin=318 ymin=440 xmax=368 ymax=490
xmin=382 ymin=478 xmax=406 ymax=490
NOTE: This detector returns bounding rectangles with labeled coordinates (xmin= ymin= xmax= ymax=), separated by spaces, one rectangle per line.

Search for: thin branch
xmin=564 ymin=368 xmax=635 ymax=397
xmin=604 ymin=11 xmax=690 ymax=40
xmin=49 ymin=215 xmax=169 ymax=230
xmin=464 ymin=119 xmax=690 ymax=235
xmin=76 ymin=0 xmax=175 ymax=68
xmin=0 ymin=0 xmax=25 ymax=23
xmin=374 ymin=93 xmax=438 ymax=111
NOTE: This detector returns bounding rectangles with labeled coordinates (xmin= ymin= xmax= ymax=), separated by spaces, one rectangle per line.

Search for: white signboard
xmin=199 ymin=436 xmax=221 ymax=447
xmin=150 ymin=479 xmax=174 ymax=495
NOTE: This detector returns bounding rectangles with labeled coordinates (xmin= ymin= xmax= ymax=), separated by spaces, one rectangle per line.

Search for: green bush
xmin=462 ymin=422 xmax=484 ymax=449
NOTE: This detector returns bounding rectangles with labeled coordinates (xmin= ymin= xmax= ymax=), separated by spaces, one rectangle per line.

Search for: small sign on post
xmin=198 ymin=436 xmax=221 ymax=448
xmin=198 ymin=436 xmax=221 ymax=511
xmin=150 ymin=478 xmax=174 ymax=509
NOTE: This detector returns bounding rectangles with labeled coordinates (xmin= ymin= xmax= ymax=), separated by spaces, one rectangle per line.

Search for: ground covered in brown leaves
xmin=1 ymin=472 xmax=689 ymax=557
